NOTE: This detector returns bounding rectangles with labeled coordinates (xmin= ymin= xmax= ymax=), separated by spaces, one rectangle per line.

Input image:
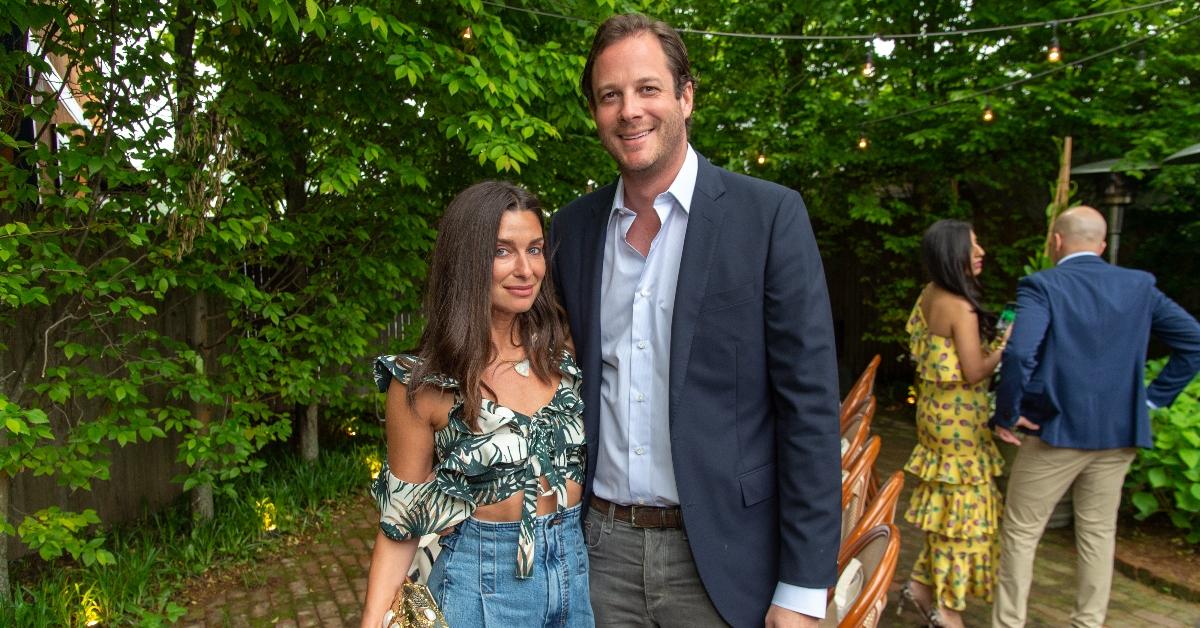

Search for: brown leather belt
xmin=590 ymin=495 xmax=684 ymax=529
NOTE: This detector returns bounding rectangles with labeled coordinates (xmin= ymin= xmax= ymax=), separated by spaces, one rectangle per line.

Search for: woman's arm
xmin=360 ymin=380 xmax=439 ymax=628
xmin=947 ymin=298 xmax=1005 ymax=385
xmin=361 ymin=531 xmax=419 ymax=628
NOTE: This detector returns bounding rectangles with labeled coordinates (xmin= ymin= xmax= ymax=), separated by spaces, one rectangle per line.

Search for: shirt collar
xmin=1057 ymin=251 xmax=1100 ymax=265
xmin=611 ymin=144 xmax=698 ymax=218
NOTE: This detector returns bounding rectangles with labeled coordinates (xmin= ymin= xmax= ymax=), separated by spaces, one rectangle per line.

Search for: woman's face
xmin=491 ymin=209 xmax=545 ymax=318
xmin=969 ymin=230 xmax=985 ymax=276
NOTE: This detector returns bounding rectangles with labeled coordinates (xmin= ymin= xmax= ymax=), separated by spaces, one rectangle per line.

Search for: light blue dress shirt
xmin=593 ymin=145 xmax=826 ymax=619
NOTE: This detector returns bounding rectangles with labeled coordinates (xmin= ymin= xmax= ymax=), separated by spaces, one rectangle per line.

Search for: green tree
xmin=0 ymin=0 xmax=608 ymax=593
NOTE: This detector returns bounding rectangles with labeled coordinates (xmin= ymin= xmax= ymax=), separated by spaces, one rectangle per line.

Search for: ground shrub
xmin=1125 ymin=357 xmax=1200 ymax=542
xmin=1 ymin=437 xmax=377 ymax=626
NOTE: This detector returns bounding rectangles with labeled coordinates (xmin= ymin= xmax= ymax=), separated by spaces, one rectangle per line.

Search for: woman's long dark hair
xmin=921 ymin=219 xmax=998 ymax=343
xmin=406 ymin=181 xmax=571 ymax=429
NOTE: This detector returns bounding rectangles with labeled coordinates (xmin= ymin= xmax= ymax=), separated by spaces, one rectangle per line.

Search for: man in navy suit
xmin=990 ymin=206 xmax=1200 ymax=627
xmin=549 ymin=13 xmax=841 ymax=628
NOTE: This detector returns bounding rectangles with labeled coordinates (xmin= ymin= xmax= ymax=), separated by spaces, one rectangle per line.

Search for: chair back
xmin=840 ymin=396 xmax=877 ymax=469
xmin=839 ymin=387 xmax=870 ymax=433
xmin=840 ymin=435 xmax=880 ymax=542
xmin=820 ymin=523 xmax=901 ymax=628
xmin=839 ymin=354 xmax=881 ymax=428
xmin=844 ymin=470 xmax=904 ymax=546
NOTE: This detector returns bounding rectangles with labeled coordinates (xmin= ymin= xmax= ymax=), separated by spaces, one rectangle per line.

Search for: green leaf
xmin=1148 ymin=467 xmax=1169 ymax=488
xmin=1131 ymin=491 xmax=1159 ymax=518
xmin=48 ymin=382 xmax=71 ymax=404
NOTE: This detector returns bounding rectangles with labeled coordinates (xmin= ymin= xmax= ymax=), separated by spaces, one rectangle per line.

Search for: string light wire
xmin=862 ymin=13 xmax=1199 ymax=128
xmin=481 ymin=0 xmax=1180 ymax=42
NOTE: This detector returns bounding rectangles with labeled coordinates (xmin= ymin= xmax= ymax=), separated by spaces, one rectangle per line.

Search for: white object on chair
xmin=833 ymin=557 xmax=865 ymax=623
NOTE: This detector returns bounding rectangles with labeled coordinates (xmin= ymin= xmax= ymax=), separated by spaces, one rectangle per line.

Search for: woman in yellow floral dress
xmin=900 ymin=220 xmax=1009 ymax=628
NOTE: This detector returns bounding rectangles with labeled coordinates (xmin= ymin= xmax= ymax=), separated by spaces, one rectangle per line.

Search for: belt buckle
xmin=630 ymin=506 xmax=657 ymax=528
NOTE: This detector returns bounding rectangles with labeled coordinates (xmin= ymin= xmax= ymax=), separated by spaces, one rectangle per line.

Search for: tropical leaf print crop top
xmin=370 ymin=350 xmax=585 ymax=578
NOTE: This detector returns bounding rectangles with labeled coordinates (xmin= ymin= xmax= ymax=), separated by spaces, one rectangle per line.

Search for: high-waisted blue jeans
xmin=428 ymin=503 xmax=594 ymax=627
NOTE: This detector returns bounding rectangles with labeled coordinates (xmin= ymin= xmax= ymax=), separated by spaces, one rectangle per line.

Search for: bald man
xmin=989 ymin=206 xmax=1200 ymax=627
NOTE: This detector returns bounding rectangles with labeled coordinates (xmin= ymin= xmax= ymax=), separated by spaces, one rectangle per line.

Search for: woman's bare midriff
xmin=471 ymin=478 xmax=584 ymax=522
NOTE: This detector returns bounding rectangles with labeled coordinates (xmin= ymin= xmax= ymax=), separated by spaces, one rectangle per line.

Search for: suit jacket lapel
xmin=581 ymin=185 xmax=614 ymax=456
xmin=669 ymin=157 xmax=728 ymax=422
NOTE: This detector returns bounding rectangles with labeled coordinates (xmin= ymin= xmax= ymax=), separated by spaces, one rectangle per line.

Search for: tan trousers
xmin=992 ymin=437 xmax=1136 ymax=628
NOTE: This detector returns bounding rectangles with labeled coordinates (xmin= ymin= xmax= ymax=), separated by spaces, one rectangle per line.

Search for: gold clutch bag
xmin=385 ymin=581 xmax=449 ymax=628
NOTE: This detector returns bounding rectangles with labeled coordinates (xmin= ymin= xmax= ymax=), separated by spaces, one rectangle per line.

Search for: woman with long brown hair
xmin=360 ymin=181 xmax=591 ymax=627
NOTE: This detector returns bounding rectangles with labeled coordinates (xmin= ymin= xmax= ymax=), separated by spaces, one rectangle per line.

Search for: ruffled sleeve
xmin=371 ymin=354 xmax=469 ymax=541
xmin=373 ymin=354 xmax=460 ymax=392
xmin=907 ymin=302 xmax=967 ymax=384
xmin=371 ymin=461 xmax=475 ymax=542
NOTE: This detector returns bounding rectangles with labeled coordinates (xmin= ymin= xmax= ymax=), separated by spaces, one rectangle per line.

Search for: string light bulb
xmin=461 ymin=26 xmax=474 ymax=40
xmin=1047 ymin=22 xmax=1061 ymax=63
xmin=857 ymin=134 xmax=869 ymax=150
xmin=982 ymin=99 xmax=995 ymax=123
xmin=756 ymin=152 xmax=767 ymax=165
xmin=862 ymin=50 xmax=876 ymax=78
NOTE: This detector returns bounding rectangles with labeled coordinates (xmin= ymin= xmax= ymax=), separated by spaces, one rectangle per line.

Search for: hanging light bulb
xmin=857 ymin=134 xmax=869 ymax=150
xmin=756 ymin=152 xmax=767 ymax=165
xmin=1047 ymin=22 xmax=1061 ymax=63
xmin=461 ymin=26 xmax=474 ymax=40
xmin=982 ymin=99 xmax=995 ymax=123
xmin=1047 ymin=38 xmax=1061 ymax=63
xmin=862 ymin=50 xmax=876 ymax=78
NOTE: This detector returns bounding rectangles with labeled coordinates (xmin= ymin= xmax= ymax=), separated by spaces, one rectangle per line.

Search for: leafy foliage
xmin=659 ymin=0 xmax=1200 ymax=349
xmin=0 ymin=0 xmax=607 ymax=575
xmin=1126 ymin=358 xmax=1200 ymax=542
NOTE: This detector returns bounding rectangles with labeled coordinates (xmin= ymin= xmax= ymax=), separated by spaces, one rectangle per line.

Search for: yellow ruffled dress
xmin=903 ymin=300 xmax=1005 ymax=611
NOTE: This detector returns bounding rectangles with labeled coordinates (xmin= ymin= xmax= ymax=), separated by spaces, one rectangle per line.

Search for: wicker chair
xmin=840 ymin=395 xmax=876 ymax=470
xmin=843 ymin=470 xmax=905 ymax=546
xmin=840 ymin=435 xmax=880 ymax=543
xmin=839 ymin=354 xmax=881 ymax=431
xmin=820 ymin=523 xmax=902 ymax=628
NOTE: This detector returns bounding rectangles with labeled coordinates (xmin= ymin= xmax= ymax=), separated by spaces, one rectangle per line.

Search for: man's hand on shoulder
xmin=765 ymin=604 xmax=819 ymax=627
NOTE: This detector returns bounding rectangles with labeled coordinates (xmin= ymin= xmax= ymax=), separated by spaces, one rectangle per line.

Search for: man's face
xmin=588 ymin=32 xmax=693 ymax=180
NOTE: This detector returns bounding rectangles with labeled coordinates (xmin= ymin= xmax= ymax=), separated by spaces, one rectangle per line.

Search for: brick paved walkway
xmin=180 ymin=497 xmax=376 ymax=627
xmin=181 ymin=409 xmax=1200 ymax=627
xmin=875 ymin=410 xmax=1200 ymax=628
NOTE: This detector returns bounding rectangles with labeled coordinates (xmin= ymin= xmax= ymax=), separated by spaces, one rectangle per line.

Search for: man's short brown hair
xmin=580 ymin=13 xmax=695 ymax=109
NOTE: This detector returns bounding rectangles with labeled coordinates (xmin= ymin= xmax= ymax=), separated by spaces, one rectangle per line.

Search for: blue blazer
xmin=991 ymin=254 xmax=1200 ymax=449
xmin=548 ymin=155 xmax=842 ymax=627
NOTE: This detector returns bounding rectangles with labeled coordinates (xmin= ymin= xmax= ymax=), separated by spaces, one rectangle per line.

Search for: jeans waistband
xmin=464 ymin=502 xmax=582 ymax=532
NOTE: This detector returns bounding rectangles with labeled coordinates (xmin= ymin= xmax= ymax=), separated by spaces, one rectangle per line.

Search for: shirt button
xmin=639 ymin=288 xmax=650 ymax=297
xmin=638 ymin=498 xmax=645 ymax=505
xmin=635 ymin=447 xmax=644 ymax=455
xmin=636 ymin=393 xmax=645 ymax=402
xmin=637 ymin=340 xmax=647 ymax=349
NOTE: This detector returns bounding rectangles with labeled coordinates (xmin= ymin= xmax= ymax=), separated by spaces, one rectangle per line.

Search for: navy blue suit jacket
xmin=991 ymin=254 xmax=1200 ymax=449
xmin=548 ymin=155 xmax=842 ymax=627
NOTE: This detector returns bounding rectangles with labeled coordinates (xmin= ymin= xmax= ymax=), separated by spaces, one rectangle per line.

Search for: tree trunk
xmin=0 ymin=468 xmax=9 ymax=599
xmin=300 ymin=401 xmax=319 ymax=462
xmin=190 ymin=291 xmax=213 ymax=521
